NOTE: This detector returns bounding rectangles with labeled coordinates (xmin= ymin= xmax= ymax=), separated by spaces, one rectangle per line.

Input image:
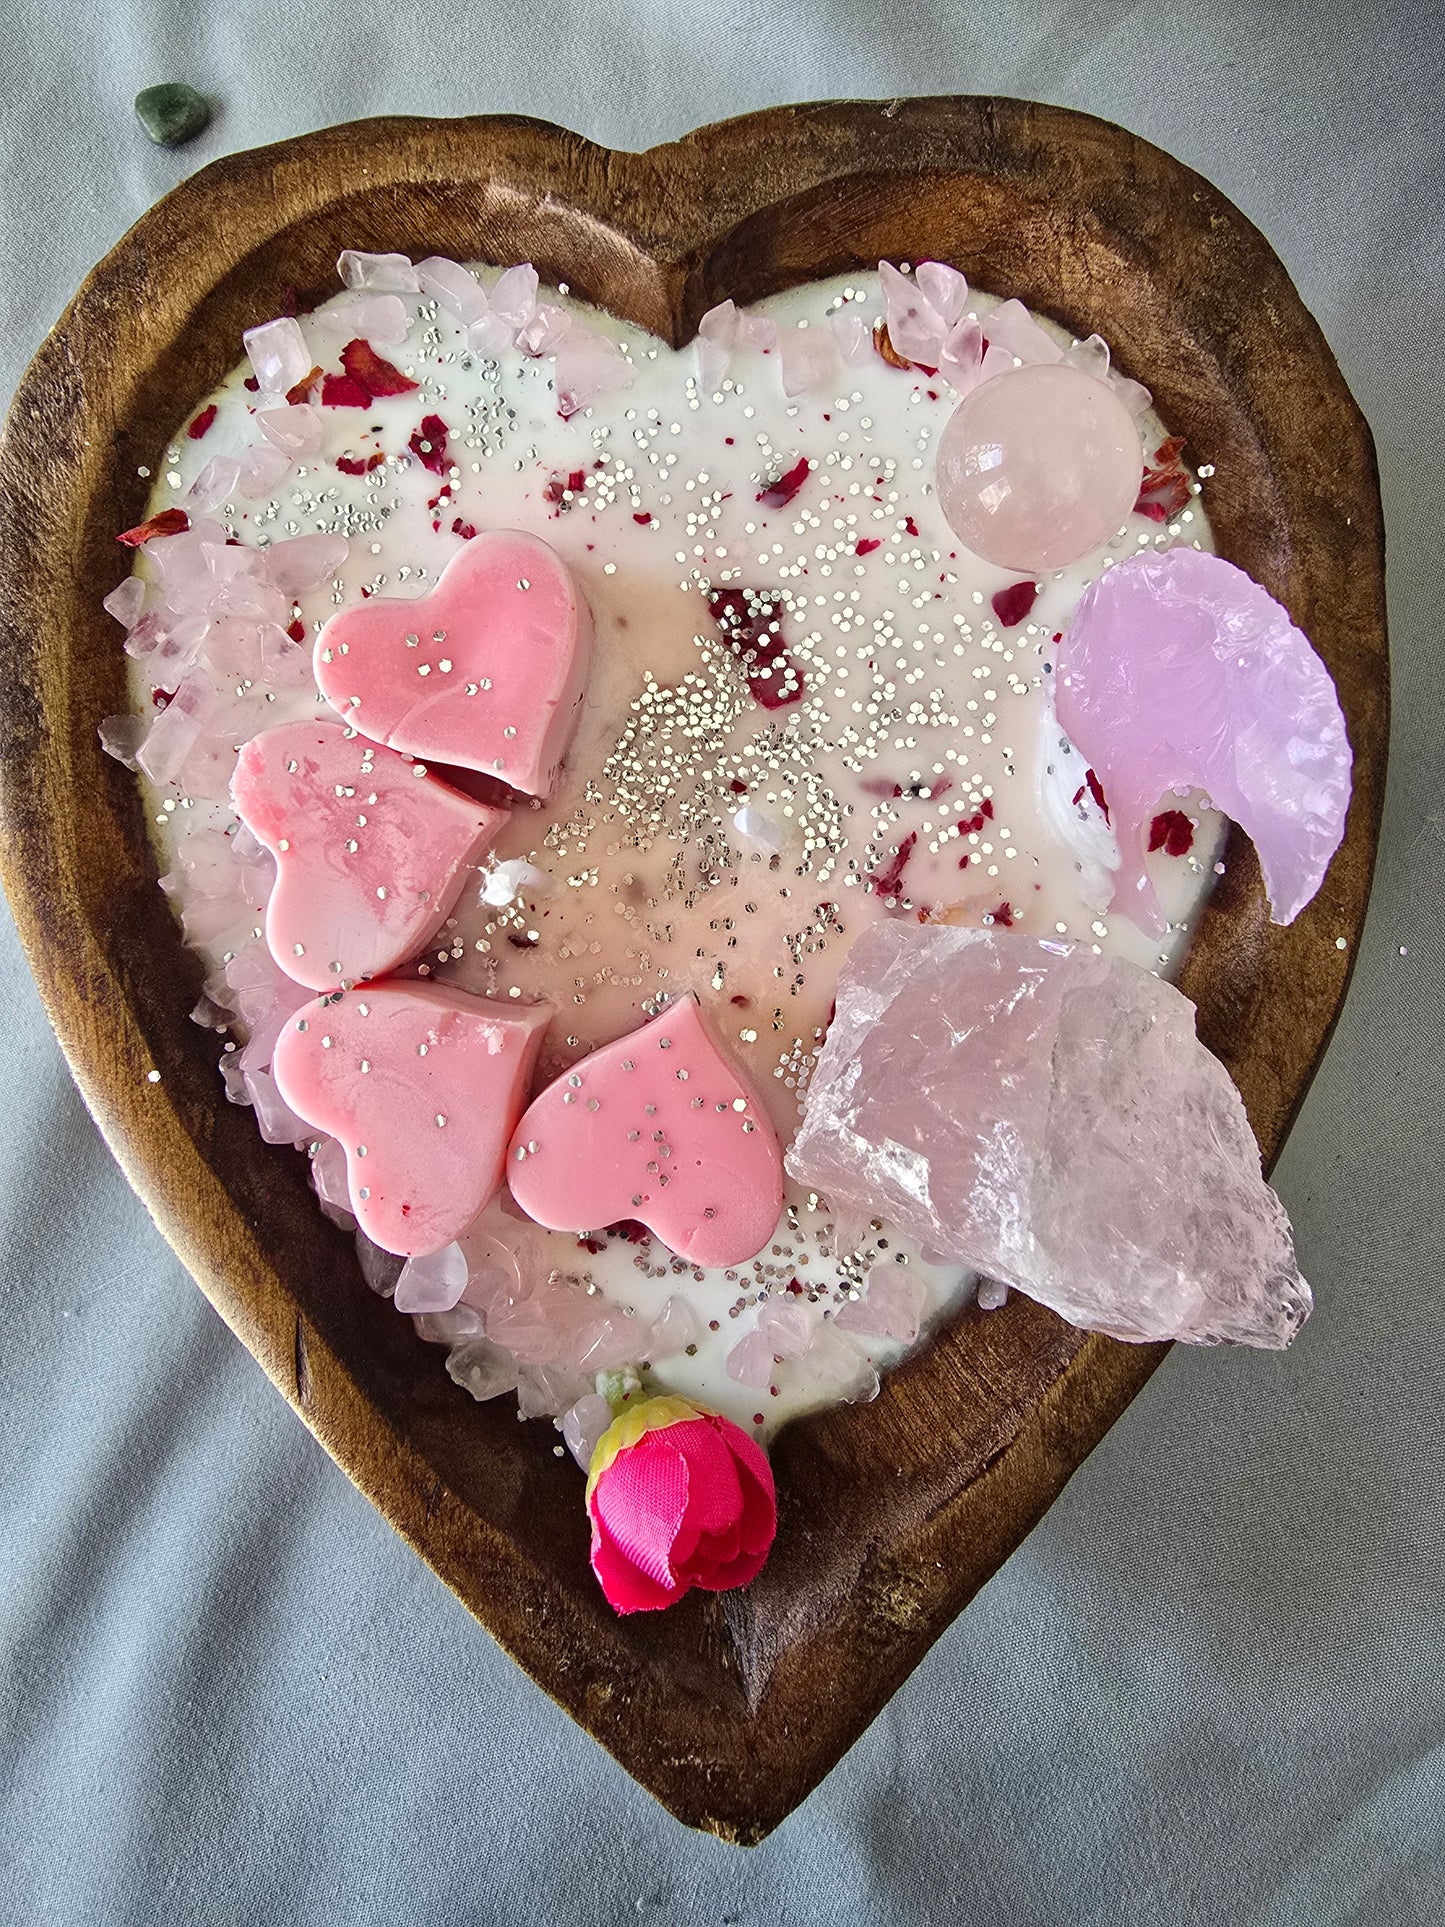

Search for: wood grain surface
xmin=0 ymin=99 xmax=1387 ymax=1842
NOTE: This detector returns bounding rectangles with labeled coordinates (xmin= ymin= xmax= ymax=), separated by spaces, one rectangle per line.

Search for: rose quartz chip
xmin=257 ymin=404 xmax=323 ymax=456
xmin=488 ymin=263 xmax=539 ymax=332
xmin=726 ymin=1329 xmax=775 ymax=1389
xmin=778 ymin=326 xmax=839 ymax=397
xmin=242 ymin=317 xmax=311 ymax=396
xmin=936 ymin=364 xmax=1143 ymax=572
xmin=272 ymin=981 xmax=551 ymax=1257
xmin=516 ymin=303 xmax=572 ymax=357
xmin=337 ymin=250 xmax=421 ymax=293
xmin=1057 ymin=548 xmax=1352 ymax=929
xmin=324 ymin=293 xmax=410 ymax=344
xmin=983 ymin=297 xmax=1065 ymax=368
xmin=507 ymin=994 xmax=784 ymax=1268
xmin=416 ymin=257 xmax=489 ymax=326
xmin=552 ymin=327 xmax=632 ymax=417
xmin=562 ymin=1393 xmax=615 ymax=1469
xmin=231 ymin=721 xmax=505 ymax=991
xmin=313 ymin=529 xmax=593 ymax=797
xmin=696 ymin=300 xmax=740 ymax=388
xmin=187 ymin=456 xmax=243 ymax=512
xmin=643 ymin=1295 xmax=698 ymax=1362
xmin=236 ymin=441 xmax=293 ymax=501
xmin=788 ymin=923 xmax=1312 ymax=1349
xmin=394 ymin=1242 xmax=469 ymax=1313
xmin=879 ymin=260 xmax=953 ymax=365
xmin=829 ymin=311 xmax=872 ymax=365
xmin=835 ymin=1263 xmax=927 ymax=1344
xmin=103 ymin=577 xmax=146 ymax=629
xmin=263 ymin=532 xmax=349 ymax=596
xmin=801 ymin=1322 xmax=878 ymax=1405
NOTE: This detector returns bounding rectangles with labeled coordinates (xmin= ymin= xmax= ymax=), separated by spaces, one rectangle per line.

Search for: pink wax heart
xmin=313 ymin=529 xmax=592 ymax=797
xmin=231 ymin=721 xmax=506 ymax=992
xmin=507 ymin=994 xmax=784 ymax=1268
xmin=272 ymin=981 xmax=551 ymax=1258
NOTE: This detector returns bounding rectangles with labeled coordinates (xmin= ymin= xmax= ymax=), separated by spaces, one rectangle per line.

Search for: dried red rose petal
xmin=117 ymin=508 xmax=190 ymax=547
xmin=855 ymin=537 xmax=881 ymax=556
xmin=186 ymin=404 xmax=217 ymax=441
xmin=990 ymin=901 xmax=1015 ymax=927
xmin=756 ymin=457 xmax=810 ymax=509
xmin=1135 ymin=435 xmax=1192 ymax=519
xmin=340 ymin=338 xmax=418 ymax=399
xmin=320 ymin=373 xmax=372 ymax=409
xmin=335 ymin=451 xmax=386 ymax=476
xmin=543 ymin=468 xmax=588 ymax=510
xmin=707 ymin=587 xmax=805 ymax=709
xmin=991 ymin=580 xmax=1038 ymax=628
xmin=1148 ymin=809 xmax=1195 ymax=857
xmin=285 ymin=367 xmax=323 ymax=406
xmin=408 ymin=413 xmax=450 ymax=475
xmin=1085 ymin=768 xmax=1111 ymax=823
xmin=869 ymin=832 xmax=918 ymax=899
xmin=450 ymin=517 xmax=478 ymax=541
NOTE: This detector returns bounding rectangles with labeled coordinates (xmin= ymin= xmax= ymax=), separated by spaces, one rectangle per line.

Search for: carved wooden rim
xmin=0 ymin=101 xmax=1387 ymax=1842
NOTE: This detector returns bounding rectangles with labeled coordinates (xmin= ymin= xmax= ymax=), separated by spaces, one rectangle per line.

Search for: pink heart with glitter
xmin=507 ymin=993 xmax=785 ymax=1268
xmin=231 ymin=720 xmax=506 ymax=992
xmin=272 ymin=980 xmax=550 ymax=1257
xmin=313 ymin=529 xmax=593 ymax=798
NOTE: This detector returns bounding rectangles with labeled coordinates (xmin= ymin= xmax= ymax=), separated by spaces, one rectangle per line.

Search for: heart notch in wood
xmin=0 ymin=103 xmax=1387 ymax=1843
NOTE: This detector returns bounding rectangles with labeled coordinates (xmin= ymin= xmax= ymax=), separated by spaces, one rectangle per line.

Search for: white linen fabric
xmin=1 ymin=3 xmax=1442 ymax=1921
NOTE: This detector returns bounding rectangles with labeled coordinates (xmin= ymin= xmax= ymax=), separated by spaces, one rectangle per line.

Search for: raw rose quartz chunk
xmin=788 ymin=923 xmax=1312 ymax=1349
xmin=314 ymin=530 xmax=593 ymax=798
xmin=231 ymin=720 xmax=506 ymax=990
xmin=507 ymin=994 xmax=784 ymax=1269
xmin=272 ymin=981 xmax=551 ymax=1257
xmin=1057 ymin=548 xmax=1352 ymax=930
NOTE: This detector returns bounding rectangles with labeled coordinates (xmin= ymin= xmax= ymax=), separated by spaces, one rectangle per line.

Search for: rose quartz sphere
xmin=935 ymin=364 xmax=1143 ymax=572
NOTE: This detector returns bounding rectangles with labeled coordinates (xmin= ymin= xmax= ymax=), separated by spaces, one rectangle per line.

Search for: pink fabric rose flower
xmin=585 ymin=1395 xmax=777 ymax=1614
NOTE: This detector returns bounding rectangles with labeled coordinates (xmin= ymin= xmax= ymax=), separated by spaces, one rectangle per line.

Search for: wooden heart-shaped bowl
xmin=0 ymin=100 xmax=1387 ymax=1842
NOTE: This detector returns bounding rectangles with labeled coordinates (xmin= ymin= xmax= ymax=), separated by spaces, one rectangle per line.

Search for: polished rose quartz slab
xmin=313 ymin=529 xmax=592 ymax=797
xmin=231 ymin=720 xmax=506 ymax=991
xmin=788 ymin=922 xmax=1311 ymax=1348
xmin=273 ymin=981 xmax=551 ymax=1256
xmin=507 ymin=994 xmax=784 ymax=1268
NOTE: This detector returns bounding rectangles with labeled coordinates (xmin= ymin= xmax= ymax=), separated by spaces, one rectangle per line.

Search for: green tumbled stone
xmin=134 ymin=83 xmax=211 ymax=149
